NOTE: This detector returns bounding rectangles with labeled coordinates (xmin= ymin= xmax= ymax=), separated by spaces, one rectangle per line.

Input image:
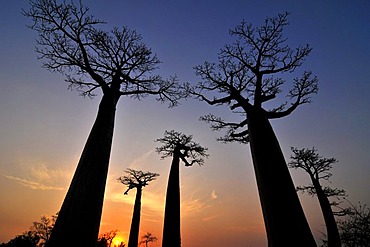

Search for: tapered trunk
xmin=128 ymin=187 xmax=143 ymax=247
xmin=311 ymin=177 xmax=341 ymax=247
xmin=247 ymin=108 xmax=316 ymax=246
xmin=162 ymin=149 xmax=181 ymax=247
xmin=46 ymin=92 xmax=119 ymax=247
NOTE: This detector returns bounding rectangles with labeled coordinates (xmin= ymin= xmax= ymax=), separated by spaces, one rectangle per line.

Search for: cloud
xmin=3 ymin=175 xmax=64 ymax=191
xmin=127 ymin=150 xmax=155 ymax=169
xmin=211 ymin=190 xmax=218 ymax=199
xmin=30 ymin=163 xmax=69 ymax=182
xmin=1 ymin=162 xmax=71 ymax=191
xmin=201 ymin=214 xmax=222 ymax=222
xmin=228 ymin=224 xmax=264 ymax=234
xmin=183 ymin=197 xmax=210 ymax=214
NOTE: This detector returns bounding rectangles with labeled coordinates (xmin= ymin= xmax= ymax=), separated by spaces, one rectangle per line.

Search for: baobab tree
xmin=338 ymin=201 xmax=370 ymax=247
xmin=118 ymin=169 xmax=159 ymax=247
xmin=155 ymin=130 xmax=208 ymax=247
xmin=23 ymin=1 xmax=182 ymax=247
xmin=139 ymin=232 xmax=158 ymax=247
xmin=187 ymin=12 xmax=318 ymax=246
xmin=289 ymin=147 xmax=346 ymax=247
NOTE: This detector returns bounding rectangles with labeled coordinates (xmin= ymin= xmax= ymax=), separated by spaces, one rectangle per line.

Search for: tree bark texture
xmin=46 ymin=93 xmax=119 ymax=247
xmin=247 ymin=108 xmax=317 ymax=247
xmin=128 ymin=187 xmax=143 ymax=247
xmin=162 ymin=150 xmax=181 ymax=247
xmin=311 ymin=177 xmax=341 ymax=247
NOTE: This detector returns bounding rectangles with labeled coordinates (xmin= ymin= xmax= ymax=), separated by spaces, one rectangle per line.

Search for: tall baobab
xmin=118 ymin=169 xmax=159 ymax=247
xmin=23 ymin=1 xmax=182 ymax=246
xmin=155 ymin=130 xmax=208 ymax=247
xmin=289 ymin=147 xmax=346 ymax=247
xmin=188 ymin=12 xmax=318 ymax=245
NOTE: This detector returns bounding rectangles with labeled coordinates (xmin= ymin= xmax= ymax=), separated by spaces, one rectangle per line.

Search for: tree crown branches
xmin=289 ymin=147 xmax=337 ymax=181
xmin=188 ymin=12 xmax=318 ymax=143
xmin=23 ymin=0 xmax=184 ymax=106
xmin=155 ymin=130 xmax=209 ymax=167
xmin=338 ymin=201 xmax=370 ymax=246
xmin=289 ymin=147 xmax=348 ymax=212
xmin=117 ymin=168 xmax=159 ymax=195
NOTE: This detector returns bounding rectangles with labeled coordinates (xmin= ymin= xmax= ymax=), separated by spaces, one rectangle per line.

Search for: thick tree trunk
xmin=128 ymin=187 xmax=143 ymax=247
xmin=311 ymin=178 xmax=341 ymax=247
xmin=247 ymin=108 xmax=316 ymax=247
xmin=46 ymin=92 xmax=119 ymax=247
xmin=162 ymin=150 xmax=181 ymax=247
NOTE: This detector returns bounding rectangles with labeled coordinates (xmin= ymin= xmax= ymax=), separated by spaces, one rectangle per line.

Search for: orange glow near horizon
xmin=112 ymin=235 xmax=125 ymax=247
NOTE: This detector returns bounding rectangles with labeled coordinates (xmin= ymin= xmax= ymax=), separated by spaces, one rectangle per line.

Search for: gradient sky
xmin=1 ymin=1 xmax=370 ymax=246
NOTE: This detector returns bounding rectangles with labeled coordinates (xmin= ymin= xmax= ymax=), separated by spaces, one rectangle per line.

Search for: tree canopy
xmin=188 ymin=12 xmax=318 ymax=143
xmin=117 ymin=168 xmax=159 ymax=195
xmin=155 ymin=130 xmax=209 ymax=166
xmin=23 ymin=0 xmax=183 ymax=105
xmin=289 ymin=147 xmax=347 ymax=208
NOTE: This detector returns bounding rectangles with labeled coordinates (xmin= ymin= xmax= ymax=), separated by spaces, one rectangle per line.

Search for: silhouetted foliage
xmin=186 ymin=12 xmax=317 ymax=245
xmin=156 ymin=130 xmax=208 ymax=166
xmin=139 ymin=232 xmax=157 ymax=247
xmin=289 ymin=147 xmax=347 ymax=210
xmin=1 ymin=214 xmax=57 ymax=247
xmin=2 ymin=232 xmax=39 ymax=247
xmin=187 ymin=12 xmax=318 ymax=143
xmin=29 ymin=214 xmax=57 ymax=247
xmin=97 ymin=230 xmax=125 ymax=247
xmin=338 ymin=201 xmax=370 ymax=247
xmin=1 ymin=219 xmax=124 ymax=247
xmin=289 ymin=147 xmax=345 ymax=247
xmin=23 ymin=1 xmax=183 ymax=246
xmin=118 ymin=169 xmax=160 ymax=195
xmin=156 ymin=130 xmax=208 ymax=247
xmin=118 ymin=169 xmax=159 ymax=247
xmin=23 ymin=0 xmax=183 ymax=103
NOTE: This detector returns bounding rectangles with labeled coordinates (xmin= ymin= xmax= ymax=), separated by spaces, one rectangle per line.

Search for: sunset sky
xmin=1 ymin=1 xmax=370 ymax=246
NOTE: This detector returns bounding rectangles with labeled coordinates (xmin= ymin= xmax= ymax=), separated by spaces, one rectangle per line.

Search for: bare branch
xmin=24 ymin=0 xmax=184 ymax=105
xmin=193 ymin=12 xmax=318 ymax=141
xmin=266 ymin=71 xmax=318 ymax=119
xmin=117 ymin=168 xmax=159 ymax=195
xmin=155 ymin=130 xmax=209 ymax=166
xmin=199 ymin=114 xmax=249 ymax=144
xmin=289 ymin=147 xmax=347 ymax=209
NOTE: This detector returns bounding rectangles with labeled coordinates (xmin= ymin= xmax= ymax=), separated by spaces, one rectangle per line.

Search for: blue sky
xmin=1 ymin=1 xmax=370 ymax=246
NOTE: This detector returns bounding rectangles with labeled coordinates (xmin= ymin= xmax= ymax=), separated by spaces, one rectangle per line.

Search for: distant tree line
xmin=2 ymin=195 xmax=369 ymax=247
xmin=0 ymin=216 xmax=157 ymax=247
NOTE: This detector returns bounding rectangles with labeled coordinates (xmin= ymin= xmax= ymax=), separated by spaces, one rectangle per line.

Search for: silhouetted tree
xmin=32 ymin=214 xmax=57 ymax=247
xmin=337 ymin=201 xmax=370 ymax=247
xmin=2 ymin=232 xmax=39 ymax=247
xmin=289 ymin=147 xmax=345 ymax=247
xmin=187 ymin=12 xmax=318 ymax=246
xmin=23 ymin=1 xmax=182 ymax=246
xmin=97 ymin=230 xmax=124 ymax=247
xmin=0 ymin=214 xmax=58 ymax=247
xmin=155 ymin=130 xmax=208 ymax=247
xmin=118 ymin=169 xmax=159 ymax=247
xmin=96 ymin=237 xmax=109 ymax=247
xmin=139 ymin=232 xmax=157 ymax=247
